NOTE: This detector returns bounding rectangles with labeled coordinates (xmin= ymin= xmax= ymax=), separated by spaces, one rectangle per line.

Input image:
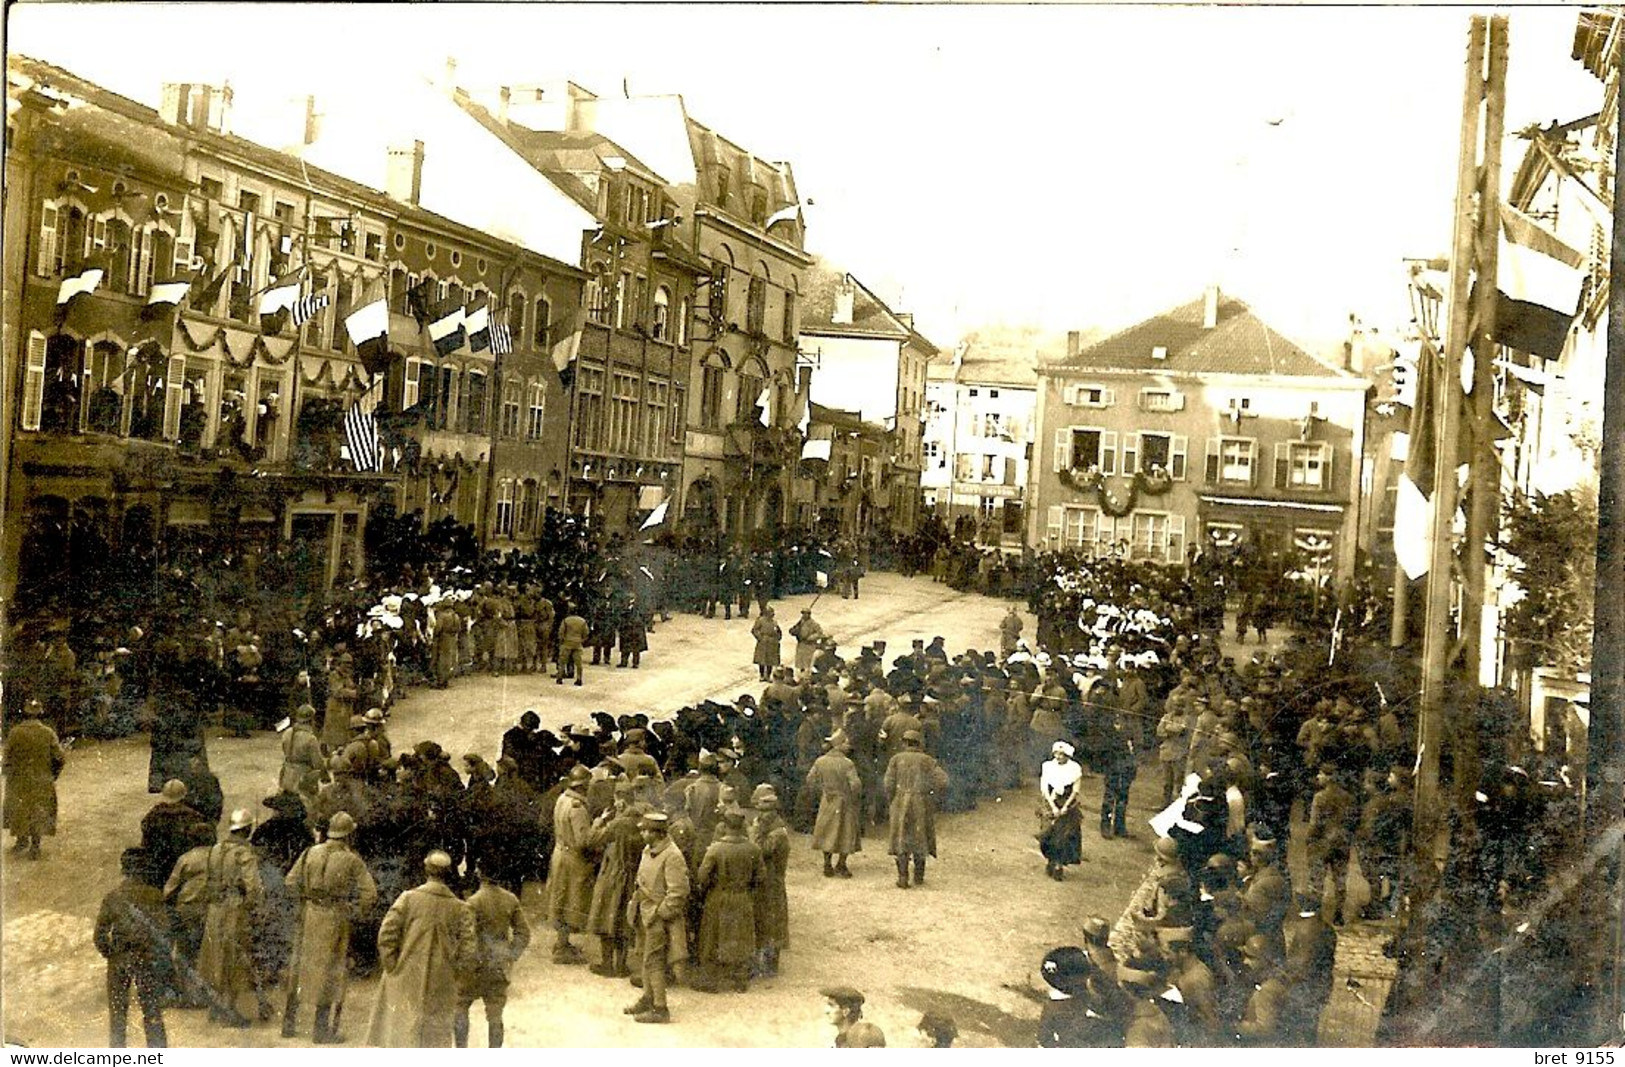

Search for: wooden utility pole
xmin=1414 ymin=15 xmax=1506 ymax=855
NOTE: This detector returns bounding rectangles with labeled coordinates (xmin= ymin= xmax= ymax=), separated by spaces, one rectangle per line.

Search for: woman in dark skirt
xmin=1039 ymin=740 xmax=1084 ymax=880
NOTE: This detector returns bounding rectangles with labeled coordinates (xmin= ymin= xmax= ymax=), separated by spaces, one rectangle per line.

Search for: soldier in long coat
xmin=282 ymin=812 xmax=378 ymax=1043
xmin=547 ymin=765 xmax=595 ymax=963
xmin=805 ymin=731 xmax=863 ymax=878
xmin=323 ymin=654 xmax=358 ymax=748
xmin=365 ymin=851 xmax=476 ymax=1048
xmin=586 ymin=783 xmax=644 ymax=978
xmin=198 ymin=810 xmax=267 ymax=1027
xmin=3 ymin=699 xmax=65 ymax=858
xmin=454 ymin=866 xmax=530 ymax=1048
xmin=693 ymin=808 xmax=765 ymax=992
xmin=750 ymin=608 xmax=782 ymax=681
xmin=747 ymin=784 xmax=790 ymax=977
xmin=279 ymin=704 xmax=326 ymax=794
xmin=624 ymin=812 xmax=688 ymax=1024
xmin=789 ymin=609 xmax=826 ymax=679
xmin=884 ymin=730 xmax=949 ymax=889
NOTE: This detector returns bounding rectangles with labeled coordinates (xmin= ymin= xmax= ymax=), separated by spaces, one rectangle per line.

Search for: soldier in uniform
xmin=279 ymin=704 xmax=326 ymax=795
xmin=548 ymin=765 xmax=595 ymax=963
xmin=3 ymin=699 xmax=65 ymax=860
xmin=199 ymin=809 xmax=268 ymax=1027
xmin=365 ymin=851 xmax=476 ymax=1047
xmin=806 ymin=731 xmax=863 ymax=879
xmin=624 ymin=811 xmax=688 ymax=1024
xmin=282 ymin=812 xmax=378 ymax=1043
xmin=692 ymin=807 xmax=765 ymax=993
xmin=95 ymin=847 xmax=170 ymax=1048
xmin=884 ymin=729 xmax=948 ymax=889
xmin=453 ymin=864 xmax=531 ymax=1048
xmin=555 ymin=605 xmax=588 ymax=687
xmin=747 ymin=784 xmax=790 ymax=978
xmin=586 ymin=782 xmax=645 ymax=978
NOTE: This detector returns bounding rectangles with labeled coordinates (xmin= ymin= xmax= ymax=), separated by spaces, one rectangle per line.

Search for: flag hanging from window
xmin=489 ymin=312 xmax=513 ymax=356
xmin=801 ymin=435 xmax=833 ymax=462
xmin=428 ymin=300 xmax=467 ymax=357
xmin=756 ymin=383 xmax=773 ymax=427
xmin=257 ymin=272 xmax=302 ymax=316
xmin=406 ymin=278 xmax=436 ymax=326
xmin=763 ymin=204 xmax=800 ymax=229
xmin=345 ymin=281 xmax=391 ymax=376
xmin=143 ymin=276 xmax=193 ymax=319
xmin=639 ymin=499 xmax=669 ymax=531
xmin=1495 ymin=204 xmax=1584 ymax=360
xmin=56 ymin=263 xmax=104 ymax=305
xmin=291 ymin=292 xmax=330 ymax=327
xmin=1392 ymin=339 xmax=1437 ymax=581
xmin=465 ymin=302 xmax=491 ymax=353
xmin=343 ymin=379 xmax=384 ymax=473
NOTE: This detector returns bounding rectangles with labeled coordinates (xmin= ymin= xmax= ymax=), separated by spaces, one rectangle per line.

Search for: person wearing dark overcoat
xmin=179 ymin=752 xmax=224 ymax=829
xmin=1098 ymin=708 xmax=1137 ymax=839
xmin=282 ymin=811 xmax=377 ymax=1043
xmin=750 ymin=608 xmax=782 ymax=681
xmin=586 ymin=782 xmax=645 ymax=978
xmin=884 ymin=730 xmax=949 ymax=889
xmin=3 ymin=699 xmax=65 ymax=859
xmin=365 ymin=851 xmax=476 ymax=1047
xmin=95 ymin=847 xmax=170 ymax=1048
xmin=323 ymin=654 xmax=359 ymax=748
xmin=141 ymin=780 xmax=204 ymax=887
xmin=806 ymin=731 xmax=864 ymax=878
xmin=616 ymin=598 xmax=648 ymax=669
xmin=453 ymin=866 xmax=530 ymax=1048
xmin=692 ymin=807 xmax=765 ymax=993
xmin=624 ymin=811 xmax=689 ymax=1024
xmin=547 ymin=765 xmax=596 ymax=963
xmin=747 ymin=784 xmax=790 ymax=977
xmin=252 ymin=791 xmax=315 ymax=873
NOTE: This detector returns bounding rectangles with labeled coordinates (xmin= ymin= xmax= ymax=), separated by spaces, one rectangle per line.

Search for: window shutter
xmin=1248 ymin=439 xmax=1260 ymax=488
xmin=1053 ymin=427 xmax=1071 ymax=472
xmin=1122 ymin=433 xmax=1139 ymax=476
xmin=1170 ymin=435 xmax=1188 ymax=480
xmin=1102 ymin=388 xmax=1115 ymax=407
xmin=1096 ymin=512 xmax=1115 ymax=555
xmin=21 ymin=332 xmax=47 ymax=430
xmin=1322 ymin=445 xmax=1335 ymax=493
xmin=1101 ymin=431 xmax=1118 ymax=475
xmin=1205 ymin=438 xmax=1219 ymax=484
xmin=1275 ymin=442 xmax=1290 ymax=489
xmin=162 ymin=354 xmax=186 ymax=439
xmin=1046 ymin=505 xmax=1063 ymax=545
xmin=37 ymin=204 xmax=58 ymax=277
xmin=136 ymin=228 xmax=154 ymax=295
xmin=1167 ymin=515 xmax=1186 ymax=564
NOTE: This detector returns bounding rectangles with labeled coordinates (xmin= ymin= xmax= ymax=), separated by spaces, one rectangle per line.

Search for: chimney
xmin=386 ymin=140 xmax=426 ymax=206
xmin=1067 ymin=330 xmax=1081 ymax=357
xmin=160 ymin=82 xmax=232 ymax=133
xmin=1202 ymin=285 xmax=1220 ymax=329
xmin=302 ymin=95 xmax=321 ymax=146
xmin=833 ymin=281 xmax=855 ymax=325
xmin=497 ymin=86 xmax=511 ymax=126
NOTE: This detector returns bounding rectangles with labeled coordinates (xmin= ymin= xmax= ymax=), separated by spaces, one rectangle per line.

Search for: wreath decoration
xmin=1059 ymin=463 xmax=1176 ymax=517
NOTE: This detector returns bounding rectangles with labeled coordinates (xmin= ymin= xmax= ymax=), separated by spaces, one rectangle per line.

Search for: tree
xmin=1500 ymin=487 xmax=1597 ymax=675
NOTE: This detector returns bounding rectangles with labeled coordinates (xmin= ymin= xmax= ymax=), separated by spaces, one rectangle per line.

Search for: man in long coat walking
xmin=693 ymin=807 xmax=765 ymax=993
xmin=789 ymin=608 xmax=826 ymax=679
xmin=586 ymin=782 xmax=644 ymax=978
xmin=884 ymin=729 xmax=948 ymax=889
xmin=547 ymin=764 xmax=595 ymax=963
xmin=282 ymin=812 xmax=377 ymax=1042
xmin=198 ymin=809 xmax=267 ymax=1027
xmin=3 ymin=699 xmax=65 ymax=859
xmin=806 ymin=730 xmax=863 ymax=878
xmin=750 ymin=608 xmax=782 ymax=681
xmin=624 ymin=812 xmax=688 ymax=1024
xmin=279 ymin=704 xmax=326 ymax=795
xmin=365 ymin=851 xmax=476 ymax=1047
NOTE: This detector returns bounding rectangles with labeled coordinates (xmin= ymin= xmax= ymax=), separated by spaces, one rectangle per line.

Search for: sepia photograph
xmin=0 ymin=1 xmax=1620 ymax=1050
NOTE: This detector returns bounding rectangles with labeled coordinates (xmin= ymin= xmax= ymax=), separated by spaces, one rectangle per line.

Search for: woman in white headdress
xmin=1038 ymin=740 xmax=1084 ymax=880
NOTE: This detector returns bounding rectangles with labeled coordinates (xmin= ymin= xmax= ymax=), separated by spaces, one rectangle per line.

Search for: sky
xmin=8 ymin=3 xmax=1605 ymax=356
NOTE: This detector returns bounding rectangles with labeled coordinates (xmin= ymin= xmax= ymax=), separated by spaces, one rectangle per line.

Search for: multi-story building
xmin=454 ymin=95 xmax=707 ymax=532
xmin=3 ymin=55 xmax=591 ymax=626
xmin=922 ymin=336 xmax=1038 ymax=543
xmin=799 ymin=262 xmax=934 ymax=535
xmin=803 ymin=403 xmax=891 ymax=539
xmin=477 ymin=84 xmax=816 ymax=544
xmin=1029 ymin=288 xmax=1369 ymax=582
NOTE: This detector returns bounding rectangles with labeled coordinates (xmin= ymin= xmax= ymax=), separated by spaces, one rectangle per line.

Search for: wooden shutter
xmin=1275 ymin=442 xmax=1290 ymax=489
xmin=1322 ymin=444 xmax=1335 ymax=493
xmin=1171 ymin=435 xmax=1189 ymax=480
xmin=1052 ymin=427 xmax=1072 ymax=472
xmin=1205 ymin=438 xmax=1219 ymax=484
xmin=1101 ymin=431 xmax=1118 ymax=475
xmin=162 ymin=354 xmax=186 ymax=440
xmin=37 ymin=204 xmax=58 ymax=277
xmin=21 ymin=332 xmax=47 ymax=430
xmin=1096 ymin=512 xmax=1115 ymax=555
xmin=1046 ymin=505 xmax=1063 ymax=545
xmin=1248 ymin=439 xmax=1260 ymax=487
xmin=1122 ymin=433 xmax=1139 ymax=476
xmin=1167 ymin=515 xmax=1186 ymax=564
xmin=1101 ymin=388 xmax=1115 ymax=407
xmin=136 ymin=228 xmax=153 ymax=295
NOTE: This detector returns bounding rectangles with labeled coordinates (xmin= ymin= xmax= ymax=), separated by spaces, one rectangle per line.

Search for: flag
xmin=1392 ymin=338 xmax=1438 ymax=580
xmin=801 ymin=436 xmax=832 ymax=461
xmin=144 ymin=276 xmax=192 ymax=318
xmin=756 ymin=383 xmax=773 ymax=427
xmin=192 ymin=266 xmax=231 ymax=312
xmin=240 ymin=211 xmax=256 ymax=265
xmin=763 ymin=204 xmax=800 ymax=229
xmin=640 ymin=500 xmax=669 ymax=531
xmin=343 ymin=380 xmax=383 ymax=473
xmin=427 ymin=301 xmax=467 ymax=357
xmin=797 ymin=397 xmax=811 ymax=437
xmin=815 ymin=570 xmax=829 ymax=589
xmin=490 ymin=313 xmax=513 ymax=356
xmin=257 ymin=273 xmax=302 ymax=316
xmin=56 ymin=264 xmax=104 ymax=305
xmin=291 ymin=292 xmax=330 ymax=327
xmin=465 ymin=303 xmax=491 ymax=352
xmin=345 ymin=283 xmax=390 ymax=375
xmin=1495 ymin=204 xmax=1584 ymax=360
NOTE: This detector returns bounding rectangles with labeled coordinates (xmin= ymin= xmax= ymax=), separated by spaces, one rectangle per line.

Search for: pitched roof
xmin=1057 ymin=294 xmax=1348 ymax=378
xmin=799 ymin=261 xmax=908 ymax=340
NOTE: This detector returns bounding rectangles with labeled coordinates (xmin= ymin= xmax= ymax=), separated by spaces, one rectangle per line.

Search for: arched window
xmin=447 ymin=281 xmax=463 ymax=308
xmin=390 ymin=267 xmax=409 ymax=313
xmin=106 ymin=219 xmax=133 ymax=294
xmin=507 ymin=290 xmax=526 ymax=346
xmin=533 ymin=295 xmax=551 ymax=347
xmin=651 ymin=287 xmax=671 ymax=341
xmin=149 ymin=227 xmax=175 ymax=293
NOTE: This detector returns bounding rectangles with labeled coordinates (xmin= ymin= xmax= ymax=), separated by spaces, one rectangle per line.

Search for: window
xmin=507 ymin=291 xmax=526 ymax=346
xmin=645 ymin=380 xmax=668 ymax=456
xmin=589 ymin=274 xmax=612 ymax=324
xmin=1066 ymin=383 xmax=1114 ymax=407
xmin=981 ymin=413 xmax=1004 ymax=439
xmin=981 ymin=454 xmax=997 ymax=480
xmin=106 ymin=218 xmax=133 ymax=294
xmin=495 ymin=480 xmax=515 ymax=537
xmin=610 ymin=372 xmax=640 ymax=454
xmin=1058 ymin=427 xmax=1118 ymax=475
xmin=670 ymin=383 xmax=685 ymax=444
xmin=1140 ymin=389 xmax=1183 ymax=413
xmin=782 ymin=290 xmax=796 ymax=342
xmin=364 ymin=232 xmax=383 ymax=262
xmin=517 ymin=479 xmax=538 ymax=537
xmin=709 ymin=270 xmax=730 ymax=327
xmin=736 ymin=371 xmax=762 ymax=423
xmin=955 ymin=453 xmax=974 ymax=481
xmin=199 ymin=176 xmax=224 ymax=201
xmin=404 ymin=358 xmax=426 ymax=411
xmin=575 ymin=367 xmax=605 ymax=449
xmin=924 ymin=440 xmax=943 ymax=468
xmin=1207 ymin=437 xmax=1256 ymax=485
xmin=677 ymin=296 xmax=690 ymax=347
xmin=631 ymin=276 xmax=648 ymax=331
xmin=1281 ymin=441 xmax=1331 ymax=489
xmin=1125 ymin=432 xmax=1187 ymax=479
xmin=465 ymin=371 xmax=487 ymax=434
xmin=700 ymin=364 xmax=725 ymax=429
xmin=1130 ymin=512 xmax=1169 ymax=560
xmin=305 ymin=271 xmax=330 ymax=348
xmin=652 ymin=287 xmax=671 ymax=340
xmin=501 ymin=379 xmax=521 ymax=437
xmin=747 ymin=275 xmax=766 ymax=334
xmin=989 ymin=388 xmax=1000 ymax=398
xmin=980 ymin=496 xmax=997 ymax=519
xmin=238 ymin=190 xmax=261 ymax=216
xmin=533 ymin=296 xmax=551 ymax=348
xmin=527 ymin=382 xmax=546 ymax=440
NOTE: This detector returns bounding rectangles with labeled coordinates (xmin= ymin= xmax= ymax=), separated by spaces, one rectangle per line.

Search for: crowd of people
xmin=3 ymin=516 xmax=1589 ymax=1047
